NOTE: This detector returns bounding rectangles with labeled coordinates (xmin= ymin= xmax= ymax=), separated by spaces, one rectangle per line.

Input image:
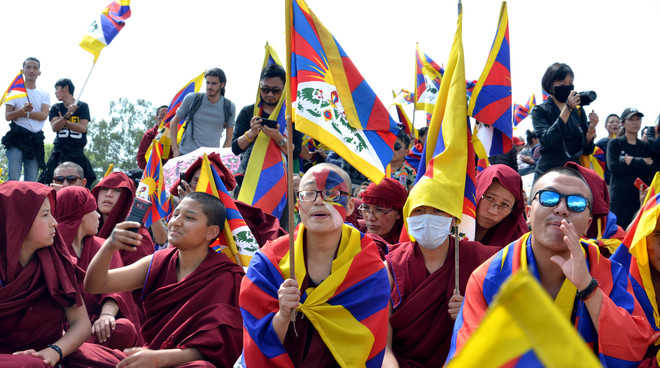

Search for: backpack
xmin=184 ymin=92 xmax=233 ymax=141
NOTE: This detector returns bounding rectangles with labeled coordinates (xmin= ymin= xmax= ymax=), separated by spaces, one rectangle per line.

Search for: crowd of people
xmin=2 ymin=57 xmax=660 ymax=367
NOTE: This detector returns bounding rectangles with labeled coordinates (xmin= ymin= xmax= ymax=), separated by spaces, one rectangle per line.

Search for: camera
xmin=261 ymin=118 xmax=279 ymax=129
xmin=642 ymin=126 xmax=656 ymax=140
xmin=578 ymin=91 xmax=597 ymax=106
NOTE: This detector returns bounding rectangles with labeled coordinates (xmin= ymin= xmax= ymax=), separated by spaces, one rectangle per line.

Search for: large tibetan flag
xmin=468 ymin=1 xmax=513 ymax=155
xmin=287 ymin=0 xmax=399 ymax=183
xmin=153 ymin=72 xmax=205 ymax=158
xmin=80 ymin=0 xmax=131 ymax=62
xmin=237 ymin=44 xmax=288 ymax=219
xmin=196 ymin=154 xmax=259 ymax=268
xmin=415 ymin=8 xmax=476 ymax=236
xmin=414 ymin=45 xmax=444 ymax=114
xmin=136 ymin=141 xmax=171 ymax=228
xmin=0 ymin=71 xmax=27 ymax=107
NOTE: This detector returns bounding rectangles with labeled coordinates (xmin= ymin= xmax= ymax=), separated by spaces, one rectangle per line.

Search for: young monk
xmin=92 ymin=171 xmax=155 ymax=265
xmin=55 ymin=186 xmax=141 ymax=349
xmin=474 ymin=164 xmax=528 ymax=248
xmin=0 ymin=182 xmax=123 ymax=367
xmin=239 ymin=163 xmax=396 ymax=367
xmin=85 ymin=192 xmax=244 ymax=367
xmin=387 ymin=177 xmax=497 ymax=366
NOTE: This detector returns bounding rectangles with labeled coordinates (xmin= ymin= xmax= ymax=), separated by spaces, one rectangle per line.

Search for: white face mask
xmin=407 ymin=214 xmax=453 ymax=249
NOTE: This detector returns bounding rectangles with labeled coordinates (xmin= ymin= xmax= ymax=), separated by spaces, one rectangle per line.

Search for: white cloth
xmin=6 ymin=88 xmax=50 ymax=133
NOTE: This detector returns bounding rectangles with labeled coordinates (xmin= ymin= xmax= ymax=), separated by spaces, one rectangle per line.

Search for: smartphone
xmin=261 ymin=118 xmax=279 ymax=129
xmin=634 ymin=177 xmax=648 ymax=191
xmin=124 ymin=182 xmax=151 ymax=237
xmin=179 ymin=172 xmax=186 ymax=186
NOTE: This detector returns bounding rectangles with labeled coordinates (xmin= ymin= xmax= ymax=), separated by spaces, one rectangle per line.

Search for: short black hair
xmin=54 ymin=161 xmax=84 ymax=177
xmin=157 ymin=105 xmax=168 ymax=111
xmin=418 ymin=126 xmax=428 ymax=140
xmin=185 ymin=192 xmax=226 ymax=227
xmin=605 ymin=114 xmax=619 ymax=123
xmin=525 ymin=130 xmax=538 ymax=145
xmin=531 ymin=166 xmax=593 ymax=205
xmin=23 ymin=57 xmax=40 ymax=69
xmin=260 ymin=64 xmax=286 ymax=84
xmin=55 ymin=78 xmax=75 ymax=95
xmin=205 ymin=67 xmax=227 ymax=96
xmin=396 ymin=129 xmax=411 ymax=148
xmin=541 ymin=63 xmax=574 ymax=94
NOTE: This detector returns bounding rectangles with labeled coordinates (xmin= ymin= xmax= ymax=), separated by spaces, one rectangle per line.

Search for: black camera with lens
xmin=578 ymin=91 xmax=597 ymax=106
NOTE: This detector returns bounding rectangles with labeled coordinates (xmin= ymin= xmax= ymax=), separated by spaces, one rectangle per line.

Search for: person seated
xmin=239 ymin=163 xmax=395 ymax=367
xmin=447 ymin=167 xmax=654 ymax=366
xmin=474 ymin=164 xmax=528 ymax=248
xmin=386 ymin=177 xmax=497 ymax=366
xmin=50 ymin=161 xmax=87 ymax=192
xmin=358 ymin=178 xmax=407 ymax=246
xmin=0 ymin=182 xmax=124 ymax=367
xmin=92 ymin=171 xmax=155 ymax=266
xmin=171 ymin=152 xmax=285 ymax=246
xmin=84 ymin=192 xmax=245 ymax=367
xmin=55 ymin=186 xmax=141 ymax=350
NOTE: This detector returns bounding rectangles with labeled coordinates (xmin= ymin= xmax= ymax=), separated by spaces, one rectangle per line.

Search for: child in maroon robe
xmin=85 ymin=192 xmax=244 ymax=367
xmin=0 ymin=182 xmax=124 ymax=367
xmin=55 ymin=186 xmax=142 ymax=349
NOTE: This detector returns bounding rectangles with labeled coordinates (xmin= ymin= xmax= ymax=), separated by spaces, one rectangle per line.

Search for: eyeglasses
xmin=358 ymin=204 xmax=393 ymax=216
xmin=297 ymin=190 xmax=349 ymax=202
xmin=53 ymin=175 xmax=81 ymax=184
xmin=481 ymin=194 xmax=513 ymax=212
xmin=260 ymin=86 xmax=283 ymax=95
xmin=393 ymin=142 xmax=405 ymax=151
xmin=534 ymin=189 xmax=590 ymax=213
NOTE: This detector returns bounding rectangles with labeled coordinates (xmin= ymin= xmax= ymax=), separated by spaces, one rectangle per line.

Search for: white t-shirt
xmin=6 ymin=88 xmax=50 ymax=133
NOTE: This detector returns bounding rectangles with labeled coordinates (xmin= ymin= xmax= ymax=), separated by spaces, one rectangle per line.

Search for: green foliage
xmin=85 ymin=98 xmax=155 ymax=180
xmin=0 ymin=146 xmax=7 ymax=182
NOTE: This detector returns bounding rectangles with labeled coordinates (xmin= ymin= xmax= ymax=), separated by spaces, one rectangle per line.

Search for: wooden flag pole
xmin=454 ymin=225 xmax=460 ymax=292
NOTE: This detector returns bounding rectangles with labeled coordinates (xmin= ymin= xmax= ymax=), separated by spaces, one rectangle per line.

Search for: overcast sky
xmin=2 ymin=0 xmax=659 ymax=143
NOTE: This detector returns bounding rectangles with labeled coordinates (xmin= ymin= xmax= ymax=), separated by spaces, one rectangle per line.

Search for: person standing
xmin=2 ymin=57 xmax=50 ymax=181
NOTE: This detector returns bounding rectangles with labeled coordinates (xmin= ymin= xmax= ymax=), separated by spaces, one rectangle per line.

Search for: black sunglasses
xmin=260 ymin=86 xmax=282 ymax=95
xmin=53 ymin=175 xmax=81 ymax=184
xmin=534 ymin=189 xmax=590 ymax=213
xmin=394 ymin=142 xmax=402 ymax=151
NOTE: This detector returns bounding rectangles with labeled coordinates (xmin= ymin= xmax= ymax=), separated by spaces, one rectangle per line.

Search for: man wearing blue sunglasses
xmin=447 ymin=166 xmax=654 ymax=366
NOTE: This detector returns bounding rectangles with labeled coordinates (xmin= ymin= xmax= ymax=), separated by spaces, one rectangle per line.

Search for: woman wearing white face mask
xmin=385 ymin=178 xmax=496 ymax=367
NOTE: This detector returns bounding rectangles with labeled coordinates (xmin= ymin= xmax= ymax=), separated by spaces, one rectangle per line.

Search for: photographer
xmin=532 ymin=63 xmax=598 ymax=181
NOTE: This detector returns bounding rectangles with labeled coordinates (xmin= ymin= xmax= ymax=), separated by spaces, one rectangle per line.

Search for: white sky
xmin=2 ymin=0 xmax=659 ymax=144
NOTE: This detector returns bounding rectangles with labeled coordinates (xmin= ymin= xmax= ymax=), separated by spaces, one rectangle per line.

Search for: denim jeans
xmin=6 ymin=146 xmax=39 ymax=181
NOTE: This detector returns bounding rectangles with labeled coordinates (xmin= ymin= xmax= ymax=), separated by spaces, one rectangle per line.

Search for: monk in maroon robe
xmin=0 ymin=182 xmax=123 ymax=367
xmin=474 ymin=164 xmax=528 ymax=248
xmin=358 ymin=177 xmax=408 ymax=246
xmin=387 ymin=178 xmax=497 ymax=366
xmin=55 ymin=186 xmax=141 ymax=349
xmin=170 ymin=152 xmax=286 ymax=246
xmin=85 ymin=192 xmax=244 ymax=367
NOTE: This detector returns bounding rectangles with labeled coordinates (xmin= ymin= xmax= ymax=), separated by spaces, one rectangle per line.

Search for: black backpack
xmin=184 ymin=92 xmax=233 ymax=140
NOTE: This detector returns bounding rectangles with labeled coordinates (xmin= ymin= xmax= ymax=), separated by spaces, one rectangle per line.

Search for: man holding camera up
xmin=532 ymin=63 xmax=599 ymax=182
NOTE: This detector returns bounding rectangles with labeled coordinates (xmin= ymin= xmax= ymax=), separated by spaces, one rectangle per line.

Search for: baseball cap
xmin=621 ymin=108 xmax=644 ymax=121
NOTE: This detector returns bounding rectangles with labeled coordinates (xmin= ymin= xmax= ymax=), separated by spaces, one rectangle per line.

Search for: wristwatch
xmin=26 ymin=111 xmax=30 ymax=120
xmin=576 ymin=278 xmax=599 ymax=300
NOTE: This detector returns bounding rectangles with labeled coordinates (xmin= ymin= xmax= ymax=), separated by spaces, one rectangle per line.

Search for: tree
xmin=86 ymin=98 xmax=155 ymax=180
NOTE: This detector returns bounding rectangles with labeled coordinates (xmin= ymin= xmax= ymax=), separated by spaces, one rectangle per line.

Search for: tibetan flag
xmin=473 ymin=121 xmax=511 ymax=158
xmin=414 ymin=44 xmax=444 ymax=114
xmin=80 ymin=0 xmax=131 ymax=62
xmin=393 ymin=102 xmax=417 ymax=139
xmin=0 ymin=71 xmax=27 ymax=107
xmin=468 ymin=1 xmax=513 ymax=152
xmin=237 ymin=43 xmax=288 ymax=219
xmin=447 ymin=271 xmax=601 ymax=368
xmin=137 ymin=141 xmax=171 ymax=228
xmin=415 ymin=8 xmax=476 ymax=234
xmin=513 ymin=94 xmax=536 ymax=126
xmin=393 ymin=88 xmax=415 ymax=105
xmin=542 ymin=89 xmax=551 ymax=101
xmin=287 ymin=0 xmax=400 ymax=183
xmin=152 ymin=72 xmax=205 ymax=158
xmin=579 ymin=146 xmax=606 ymax=180
xmin=196 ymin=154 xmax=259 ymax=267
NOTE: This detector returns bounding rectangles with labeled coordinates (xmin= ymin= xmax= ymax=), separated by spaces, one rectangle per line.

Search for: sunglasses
xmin=394 ymin=142 xmax=403 ymax=151
xmin=53 ymin=175 xmax=81 ymax=184
xmin=260 ymin=86 xmax=282 ymax=95
xmin=534 ymin=189 xmax=590 ymax=213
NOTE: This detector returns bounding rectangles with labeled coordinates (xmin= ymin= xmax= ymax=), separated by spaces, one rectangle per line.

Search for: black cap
xmin=621 ymin=108 xmax=644 ymax=121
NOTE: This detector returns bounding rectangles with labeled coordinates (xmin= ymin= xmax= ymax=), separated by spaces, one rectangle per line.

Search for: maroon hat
xmin=360 ymin=178 xmax=408 ymax=210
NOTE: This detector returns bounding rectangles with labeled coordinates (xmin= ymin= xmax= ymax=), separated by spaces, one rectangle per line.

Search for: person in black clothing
xmin=39 ymin=78 xmax=96 ymax=188
xmin=607 ymin=108 xmax=656 ymax=228
xmin=595 ymin=114 xmax=621 ymax=184
xmin=532 ymin=63 xmax=599 ymax=182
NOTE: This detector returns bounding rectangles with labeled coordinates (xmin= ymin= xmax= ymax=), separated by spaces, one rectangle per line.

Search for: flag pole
xmin=411 ymin=44 xmax=417 ymax=130
xmin=454 ymin=0 xmax=463 ymax=294
xmin=77 ymin=60 xmax=97 ymax=101
xmin=285 ymin=0 xmax=297 ymax=324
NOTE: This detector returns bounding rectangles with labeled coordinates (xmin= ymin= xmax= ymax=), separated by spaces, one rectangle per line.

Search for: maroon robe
xmin=140 ymin=247 xmax=244 ymax=367
xmin=386 ymin=239 xmax=496 ymax=367
xmin=55 ymin=186 xmax=142 ymax=349
xmin=475 ymin=164 xmax=528 ymax=248
xmin=0 ymin=182 xmax=123 ymax=367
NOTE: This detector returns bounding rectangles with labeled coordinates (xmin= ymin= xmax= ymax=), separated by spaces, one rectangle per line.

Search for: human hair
xmin=23 ymin=57 xmax=40 ymax=69
xmin=396 ymin=129 xmax=411 ymax=148
xmin=157 ymin=105 xmax=168 ymax=111
xmin=525 ymin=130 xmax=538 ymax=145
xmin=541 ymin=63 xmax=574 ymax=95
xmin=54 ymin=161 xmax=84 ymax=178
xmin=185 ymin=192 xmax=226 ymax=227
xmin=54 ymin=78 xmax=75 ymax=95
xmin=417 ymin=126 xmax=428 ymax=141
xmin=531 ymin=166 xmax=592 ymax=205
xmin=260 ymin=64 xmax=286 ymax=84
xmin=205 ymin=67 xmax=227 ymax=96
xmin=605 ymin=114 xmax=619 ymax=124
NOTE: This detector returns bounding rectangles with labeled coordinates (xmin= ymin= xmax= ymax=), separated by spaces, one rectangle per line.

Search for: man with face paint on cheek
xmin=239 ymin=163 xmax=396 ymax=367
xmin=385 ymin=177 xmax=496 ymax=366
